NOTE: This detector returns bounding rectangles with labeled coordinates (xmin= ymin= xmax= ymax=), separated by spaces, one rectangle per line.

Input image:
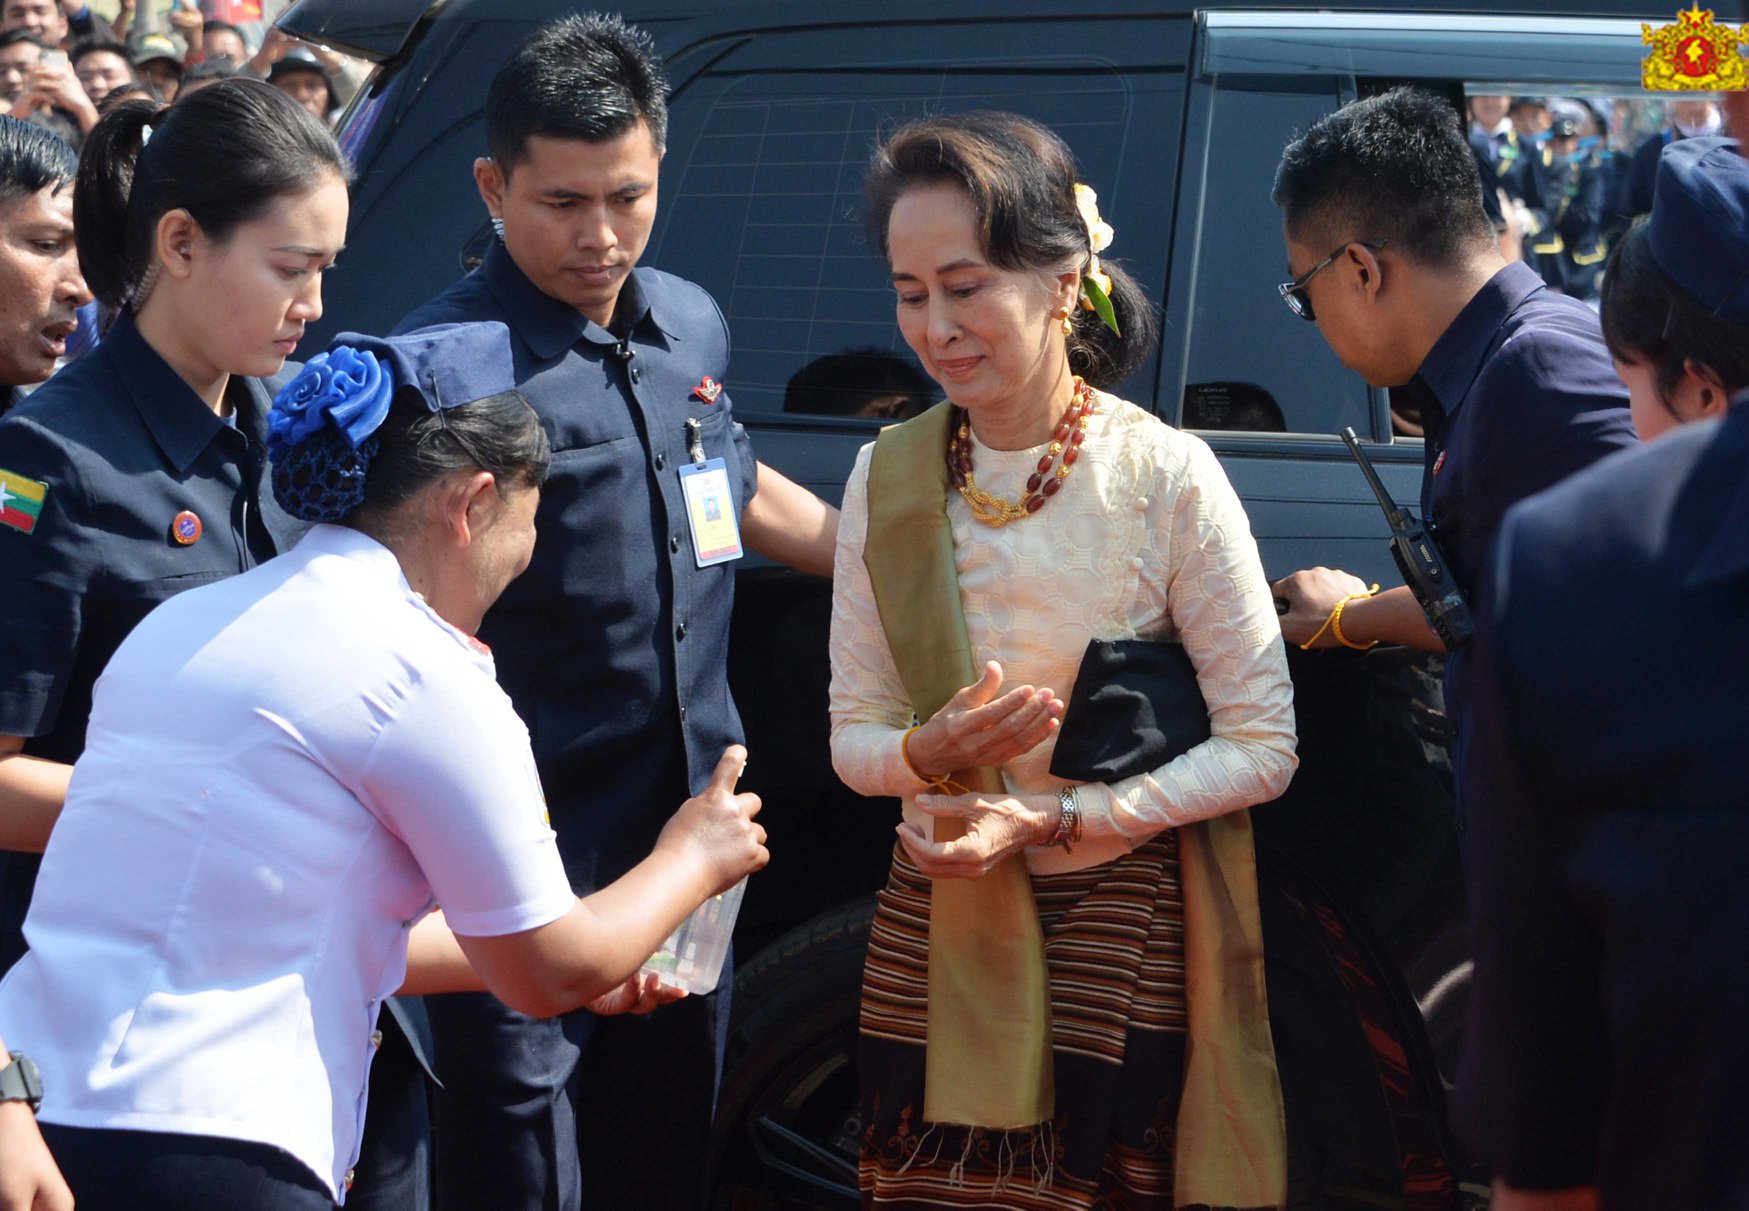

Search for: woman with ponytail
xmin=0 ymin=78 xmax=345 ymax=963
xmin=829 ymin=111 xmax=1298 ymax=1208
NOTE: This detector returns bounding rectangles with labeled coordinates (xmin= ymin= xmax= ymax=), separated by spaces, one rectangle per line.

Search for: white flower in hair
xmin=1074 ymin=183 xmax=1114 ymax=255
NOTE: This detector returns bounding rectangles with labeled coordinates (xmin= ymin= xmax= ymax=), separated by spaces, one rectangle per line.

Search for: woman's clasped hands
xmin=897 ymin=661 xmax=1067 ymax=880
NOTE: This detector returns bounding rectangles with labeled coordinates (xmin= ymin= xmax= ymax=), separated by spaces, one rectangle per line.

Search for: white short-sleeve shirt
xmin=0 ymin=524 xmax=578 ymax=1201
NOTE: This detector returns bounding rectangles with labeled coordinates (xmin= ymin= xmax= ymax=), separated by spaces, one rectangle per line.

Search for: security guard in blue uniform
xmin=1457 ymin=136 xmax=1749 ymax=1211
xmin=390 ymin=16 xmax=836 ymax=1211
xmin=0 ymin=81 xmax=344 ymax=971
xmin=1527 ymin=105 xmax=1611 ymax=298
xmin=1267 ymin=88 xmax=1636 ymax=829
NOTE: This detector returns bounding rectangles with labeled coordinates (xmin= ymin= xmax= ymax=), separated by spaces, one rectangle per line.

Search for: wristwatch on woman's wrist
xmin=0 ymin=1051 xmax=42 ymax=1114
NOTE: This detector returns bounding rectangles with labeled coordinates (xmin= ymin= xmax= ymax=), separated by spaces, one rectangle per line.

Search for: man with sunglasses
xmin=1267 ymin=87 xmax=1633 ymax=843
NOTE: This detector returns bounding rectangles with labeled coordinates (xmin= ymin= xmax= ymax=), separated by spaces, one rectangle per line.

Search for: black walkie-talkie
xmin=1340 ymin=427 xmax=1474 ymax=650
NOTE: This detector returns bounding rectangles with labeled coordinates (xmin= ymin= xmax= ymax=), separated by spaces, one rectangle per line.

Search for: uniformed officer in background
xmin=392 ymin=15 xmax=837 ymax=1210
xmin=1529 ymin=101 xmax=1611 ymax=298
xmin=0 ymin=80 xmax=337 ymax=965
xmin=1618 ymin=98 xmax=1723 ymax=223
xmin=1267 ymin=87 xmax=1635 ymax=834
xmin=1457 ymin=134 xmax=1749 ymax=1211
xmin=0 ymin=115 xmax=84 ymax=418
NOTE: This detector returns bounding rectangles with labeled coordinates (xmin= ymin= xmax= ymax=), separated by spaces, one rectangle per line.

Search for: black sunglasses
xmin=1278 ymin=240 xmax=1388 ymax=322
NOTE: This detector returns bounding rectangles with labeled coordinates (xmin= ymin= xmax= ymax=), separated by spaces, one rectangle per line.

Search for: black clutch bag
xmin=1047 ymin=639 xmax=1213 ymax=783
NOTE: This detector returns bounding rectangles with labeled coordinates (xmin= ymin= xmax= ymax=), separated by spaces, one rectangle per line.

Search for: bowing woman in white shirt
xmin=0 ymin=322 xmax=770 ymax=1211
xmin=830 ymin=112 xmax=1297 ymax=1208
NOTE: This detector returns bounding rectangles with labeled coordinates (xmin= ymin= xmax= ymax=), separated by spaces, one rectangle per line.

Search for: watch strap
xmin=0 ymin=1051 xmax=42 ymax=1113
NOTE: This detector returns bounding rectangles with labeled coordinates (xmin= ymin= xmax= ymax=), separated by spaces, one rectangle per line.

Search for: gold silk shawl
xmin=861 ymin=402 xmax=1288 ymax=1208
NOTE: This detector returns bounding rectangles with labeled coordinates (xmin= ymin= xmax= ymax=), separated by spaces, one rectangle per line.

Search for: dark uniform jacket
xmin=396 ymin=241 xmax=759 ymax=891
xmin=1455 ymin=395 xmax=1749 ymax=1209
xmin=0 ymin=314 xmax=298 ymax=970
xmin=1387 ymin=262 xmax=1635 ymax=795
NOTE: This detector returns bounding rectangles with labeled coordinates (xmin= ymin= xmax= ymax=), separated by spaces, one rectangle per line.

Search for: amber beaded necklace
xmin=947 ymin=377 xmax=1096 ymax=527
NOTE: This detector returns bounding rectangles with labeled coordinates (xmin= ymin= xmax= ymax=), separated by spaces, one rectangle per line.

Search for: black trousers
xmin=40 ymin=1124 xmax=336 ymax=1210
xmin=424 ymin=967 xmax=730 ymax=1211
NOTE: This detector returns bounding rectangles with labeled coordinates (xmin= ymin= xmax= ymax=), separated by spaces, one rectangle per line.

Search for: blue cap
xmin=1648 ymin=136 xmax=1749 ymax=325
xmin=335 ymin=322 xmax=521 ymax=415
xmin=268 ymin=321 xmax=524 ymax=523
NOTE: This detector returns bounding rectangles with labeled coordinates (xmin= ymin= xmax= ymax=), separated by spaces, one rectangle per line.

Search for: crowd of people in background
xmin=1470 ymin=90 xmax=1727 ymax=301
xmin=0 ymin=0 xmax=366 ymax=152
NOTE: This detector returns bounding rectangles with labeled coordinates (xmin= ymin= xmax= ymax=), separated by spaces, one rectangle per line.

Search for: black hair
xmin=486 ymin=13 xmax=669 ymax=172
xmin=350 ymin=389 xmax=552 ymax=525
xmin=864 ymin=110 xmax=1158 ymax=391
xmin=0 ymin=29 xmax=44 ymax=52
xmin=1508 ymin=96 xmax=1548 ymax=115
xmin=1600 ymin=218 xmax=1749 ymax=406
xmin=201 ymin=20 xmax=243 ymax=39
xmin=1272 ymin=86 xmax=1498 ymax=269
xmin=97 ymin=82 xmax=160 ymax=113
xmin=0 ymin=112 xmax=75 ymax=205
xmin=74 ymin=78 xmax=347 ymax=310
xmin=69 ymin=36 xmax=131 ymax=70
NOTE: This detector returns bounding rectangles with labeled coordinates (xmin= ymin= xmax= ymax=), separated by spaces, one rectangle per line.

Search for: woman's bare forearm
xmin=0 ymin=740 xmax=71 ymax=853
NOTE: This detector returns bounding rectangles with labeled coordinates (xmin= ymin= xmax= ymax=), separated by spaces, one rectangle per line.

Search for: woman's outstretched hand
xmin=905 ymin=662 xmax=1064 ymax=781
xmin=896 ymin=790 xmax=1059 ymax=879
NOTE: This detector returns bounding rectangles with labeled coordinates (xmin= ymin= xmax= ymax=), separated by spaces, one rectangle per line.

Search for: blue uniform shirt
xmin=1389 ymin=260 xmax=1635 ymax=729
xmin=0 ymin=312 xmax=300 ymax=969
xmin=1456 ymin=394 xmax=1749 ymax=1208
xmin=397 ymin=241 xmax=759 ymax=891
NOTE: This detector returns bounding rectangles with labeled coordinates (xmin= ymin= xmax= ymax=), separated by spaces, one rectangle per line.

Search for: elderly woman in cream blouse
xmin=827 ymin=110 xmax=1297 ymax=1210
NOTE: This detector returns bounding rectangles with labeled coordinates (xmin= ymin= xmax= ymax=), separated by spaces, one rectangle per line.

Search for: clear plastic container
xmin=640 ymin=877 xmax=747 ymax=994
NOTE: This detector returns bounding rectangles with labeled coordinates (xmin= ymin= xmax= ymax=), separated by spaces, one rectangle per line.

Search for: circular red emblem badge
xmin=1674 ymin=34 xmax=1718 ymax=78
xmin=172 ymin=510 xmax=203 ymax=546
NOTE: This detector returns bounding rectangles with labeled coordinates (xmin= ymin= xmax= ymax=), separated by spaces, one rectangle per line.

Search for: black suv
xmin=279 ymin=2 xmax=1672 ymax=1205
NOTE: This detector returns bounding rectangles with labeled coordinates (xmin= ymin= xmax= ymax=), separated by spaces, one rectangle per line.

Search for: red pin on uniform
xmin=692 ymin=376 xmax=722 ymax=405
xmin=171 ymin=510 xmax=202 ymax=545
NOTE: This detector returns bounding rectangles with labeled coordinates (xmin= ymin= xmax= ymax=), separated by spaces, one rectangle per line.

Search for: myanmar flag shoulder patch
xmin=0 ymin=468 xmax=49 ymax=535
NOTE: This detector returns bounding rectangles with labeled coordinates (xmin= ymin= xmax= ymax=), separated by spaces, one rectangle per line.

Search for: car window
xmin=648 ymin=26 xmax=1185 ymax=421
xmin=1174 ymin=76 xmax=1373 ymax=439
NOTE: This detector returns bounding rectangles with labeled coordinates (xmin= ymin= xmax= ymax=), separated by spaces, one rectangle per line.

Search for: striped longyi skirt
xmin=857 ymin=830 xmax=1193 ymax=1209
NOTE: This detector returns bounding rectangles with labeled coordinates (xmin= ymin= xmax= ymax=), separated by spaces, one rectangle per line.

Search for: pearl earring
xmin=491 ymin=217 xmax=506 ymax=242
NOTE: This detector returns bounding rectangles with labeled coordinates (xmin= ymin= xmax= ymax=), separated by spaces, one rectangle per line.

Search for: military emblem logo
xmin=1642 ymin=5 xmax=1749 ymax=92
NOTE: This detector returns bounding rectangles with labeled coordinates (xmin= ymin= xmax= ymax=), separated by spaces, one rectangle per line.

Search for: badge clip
xmin=685 ymin=417 xmax=706 ymax=466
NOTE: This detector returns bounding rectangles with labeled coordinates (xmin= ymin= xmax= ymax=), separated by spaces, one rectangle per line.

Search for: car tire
xmin=709 ymin=899 xmax=875 ymax=1210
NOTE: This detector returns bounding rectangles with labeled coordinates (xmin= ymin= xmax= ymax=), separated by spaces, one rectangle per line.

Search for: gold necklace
xmin=946 ymin=378 xmax=1095 ymax=527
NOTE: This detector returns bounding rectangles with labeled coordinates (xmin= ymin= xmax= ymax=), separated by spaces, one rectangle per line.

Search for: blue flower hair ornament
xmin=267 ymin=322 xmax=521 ymax=522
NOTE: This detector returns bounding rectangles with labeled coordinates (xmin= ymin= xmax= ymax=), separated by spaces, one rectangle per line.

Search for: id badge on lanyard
xmin=678 ymin=417 xmax=744 ymax=568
